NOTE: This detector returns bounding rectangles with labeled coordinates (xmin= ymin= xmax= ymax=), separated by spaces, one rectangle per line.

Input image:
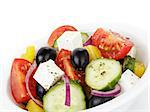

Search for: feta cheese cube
xmin=127 ymin=46 xmax=136 ymax=58
xmin=57 ymin=31 xmax=83 ymax=51
xmin=119 ymin=69 xmax=139 ymax=92
xmin=33 ymin=59 xmax=64 ymax=90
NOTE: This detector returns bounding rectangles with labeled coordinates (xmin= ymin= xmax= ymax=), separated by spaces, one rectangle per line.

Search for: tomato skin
xmin=10 ymin=59 xmax=37 ymax=103
xmin=28 ymin=68 xmax=37 ymax=98
xmin=102 ymin=41 xmax=133 ymax=60
xmin=55 ymin=49 xmax=78 ymax=80
xmin=48 ymin=25 xmax=77 ymax=47
xmin=10 ymin=59 xmax=31 ymax=103
xmin=91 ymin=28 xmax=133 ymax=60
xmin=55 ymin=49 xmax=71 ymax=69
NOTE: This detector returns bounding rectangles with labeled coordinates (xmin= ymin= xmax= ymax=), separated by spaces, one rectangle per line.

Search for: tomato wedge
xmin=55 ymin=49 xmax=79 ymax=80
xmin=48 ymin=25 xmax=77 ymax=47
xmin=91 ymin=28 xmax=133 ymax=60
xmin=28 ymin=68 xmax=37 ymax=98
xmin=10 ymin=59 xmax=37 ymax=103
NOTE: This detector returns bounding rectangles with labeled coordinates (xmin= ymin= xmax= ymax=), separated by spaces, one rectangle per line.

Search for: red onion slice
xmin=83 ymin=38 xmax=92 ymax=46
xmin=63 ymin=75 xmax=71 ymax=106
xmin=25 ymin=61 xmax=43 ymax=107
xmin=91 ymin=84 xmax=121 ymax=97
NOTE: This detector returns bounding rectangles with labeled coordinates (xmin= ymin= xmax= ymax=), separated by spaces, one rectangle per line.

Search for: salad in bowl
xmin=9 ymin=25 xmax=146 ymax=112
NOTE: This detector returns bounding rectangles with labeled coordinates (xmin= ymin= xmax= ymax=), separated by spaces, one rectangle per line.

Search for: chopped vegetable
xmin=84 ymin=45 xmax=102 ymax=61
xmin=123 ymin=56 xmax=145 ymax=77
xmin=85 ymin=59 xmax=122 ymax=90
xmin=91 ymin=28 xmax=133 ymax=60
xmin=21 ymin=46 xmax=35 ymax=63
xmin=123 ymin=56 xmax=135 ymax=72
xmin=63 ymin=75 xmax=71 ymax=106
xmin=25 ymin=61 xmax=43 ymax=107
xmin=26 ymin=99 xmax=44 ymax=112
xmin=43 ymin=81 xmax=86 ymax=112
xmin=55 ymin=49 xmax=79 ymax=80
xmin=134 ymin=61 xmax=145 ymax=77
xmin=83 ymin=38 xmax=92 ymax=46
xmin=53 ymin=40 xmax=58 ymax=49
xmin=81 ymin=32 xmax=89 ymax=44
xmin=81 ymin=32 xmax=92 ymax=46
xmin=10 ymin=59 xmax=31 ymax=103
xmin=91 ymin=84 xmax=121 ymax=97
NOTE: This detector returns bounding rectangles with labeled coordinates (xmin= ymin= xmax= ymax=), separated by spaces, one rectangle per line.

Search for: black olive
xmin=71 ymin=48 xmax=89 ymax=70
xmin=89 ymin=96 xmax=114 ymax=108
xmin=36 ymin=47 xmax=57 ymax=65
xmin=36 ymin=83 xmax=46 ymax=100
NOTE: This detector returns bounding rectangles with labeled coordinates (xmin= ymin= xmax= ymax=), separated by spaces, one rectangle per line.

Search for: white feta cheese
xmin=119 ymin=69 xmax=139 ymax=92
xmin=127 ymin=46 xmax=136 ymax=58
xmin=33 ymin=59 xmax=64 ymax=90
xmin=57 ymin=31 xmax=83 ymax=51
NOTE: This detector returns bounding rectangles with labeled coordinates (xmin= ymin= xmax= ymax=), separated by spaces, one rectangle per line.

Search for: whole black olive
xmin=36 ymin=47 xmax=57 ymax=65
xmin=36 ymin=83 xmax=46 ymax=100
xmin=89 ymin=96 xmax=114 ymax=108
xmin=71 ymin=48 xmax=89 ymax=70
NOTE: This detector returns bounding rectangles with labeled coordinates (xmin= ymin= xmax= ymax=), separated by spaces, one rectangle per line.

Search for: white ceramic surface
xmin=0 ymin=23 xmax=149 ymax=112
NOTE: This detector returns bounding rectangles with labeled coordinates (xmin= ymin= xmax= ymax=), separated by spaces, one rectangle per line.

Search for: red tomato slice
xmin=91 ymin=28 xmax=133 ymax=60
xmin=28 ymin=68 xmax=37 ymax=98
xmin=10 ymin=59 xmax=37 ymax=103
xmin=55 ymin=49 xmax=79 ymax=80
xmin=48 ymin=25 xmax=77 ymax=47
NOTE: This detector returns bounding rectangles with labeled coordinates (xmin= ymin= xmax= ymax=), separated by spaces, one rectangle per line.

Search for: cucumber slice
xmin=85 ymin=59 xmax=122 ymax=91
xmin=43 ymin=81 xmax=86 ymax=112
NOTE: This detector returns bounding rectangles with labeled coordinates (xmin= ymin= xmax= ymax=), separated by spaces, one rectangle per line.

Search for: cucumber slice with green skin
xmin=85 ymin=59 xmax=122 ymax=91
xmin=43 ymin=81 xmax=86 ymax=112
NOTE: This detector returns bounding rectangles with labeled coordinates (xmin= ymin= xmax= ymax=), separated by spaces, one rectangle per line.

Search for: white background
xmin=0 ymin=0 xmax=149 ymax=112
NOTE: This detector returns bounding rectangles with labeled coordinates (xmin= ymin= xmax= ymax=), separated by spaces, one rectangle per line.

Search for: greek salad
xmin=10 ymin=25 xmax=146 ymax=112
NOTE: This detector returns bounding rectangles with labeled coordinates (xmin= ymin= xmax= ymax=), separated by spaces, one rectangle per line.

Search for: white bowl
xmin=1 ymin=23 xmax=149 ymax=112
